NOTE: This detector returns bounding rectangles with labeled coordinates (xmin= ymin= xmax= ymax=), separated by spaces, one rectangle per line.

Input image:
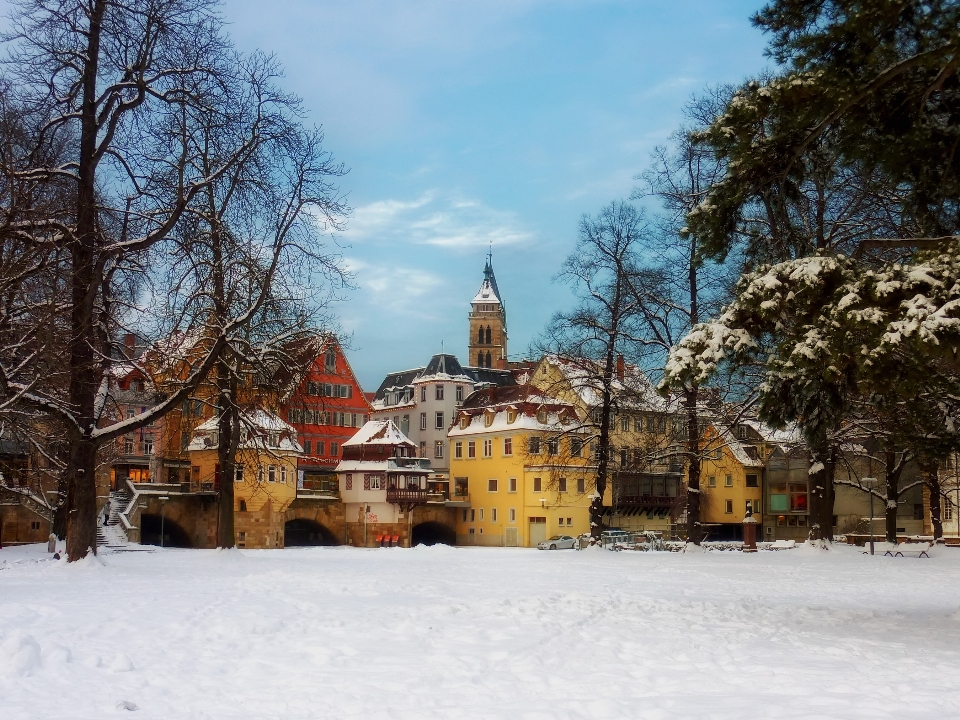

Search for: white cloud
xmin=345 ymin=191 xmax=535 ymax=249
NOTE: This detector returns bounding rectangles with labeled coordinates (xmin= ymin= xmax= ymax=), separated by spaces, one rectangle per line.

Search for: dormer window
xmin=537 ymin=409 xmax=547 ymax=424
xmin=507 ymin=409 xmax=517 ymax=424
xmin=484 ymin=411 xmax=494 ymax=427
xmin=460 ymin=415 xmax=470 ymax=430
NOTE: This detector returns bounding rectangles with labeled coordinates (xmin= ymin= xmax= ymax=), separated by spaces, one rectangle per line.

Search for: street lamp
xmin=159 ymin=496 xmax=169 ymax=548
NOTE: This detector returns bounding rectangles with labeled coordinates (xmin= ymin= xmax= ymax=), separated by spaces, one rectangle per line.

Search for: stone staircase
xmin=97 ymin=489 xmax=132 ymax=549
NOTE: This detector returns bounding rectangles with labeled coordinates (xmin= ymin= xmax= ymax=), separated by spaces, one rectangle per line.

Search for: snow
xmin=3 ymin=543 xmax=960 ymax=719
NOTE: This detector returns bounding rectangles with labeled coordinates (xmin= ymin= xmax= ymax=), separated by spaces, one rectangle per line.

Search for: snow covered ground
xmin=2 ymin=543 xmax=960 ymax=720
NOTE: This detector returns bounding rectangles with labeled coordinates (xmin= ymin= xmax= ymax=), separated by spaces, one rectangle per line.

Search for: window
xmin=634 ymin=417 xmax=643 ymax=432
xmin=330 ymin=442 xmax=339 ymax=457
xmin=566 ymin=517 xmax=572 ymax=526
xmin=470 ymin=508 xmax=475 ymax=522
xmin=267 ymin=465 xmax=277 ymax=483
xmin=488 ymin=478 xmax=498 ymax=492
xmin=435 ymin=441 xmax=444 ymax=459
xmin=724 ymin=499 xmax=733 ymax=514
xmin=509 ymin=477 xmax=517 ymax=493
xmin=619 ymin=448 xmax=628 ymax=466
xmin=325 ymin=349 xmax=336 ymax=371
xmin=724 ymin=474 xmax=733 ymax=487
xmin=345 ymin=474 xmax=353 ymax=491
xmin=462 ymin=509 xmax=468 ymax=522
xmin=483 ymin=439 xmax=493 ymax=458
xmin=570 ymin=438 xmax=583 ymax=458
xmin=503 ymin=437 xmax=513 ymax=456
xmin=436 ymin=385 xmax=444 ymax=400
xmin=546 ymin=439 xmax=558 ymax=456
xmin=123 ymin=436 xmax=134 ymax=454
xmin=789 ymin=483 xmax=807 ymax=512
xmin=479 ymin=508 xmax=484 ymax=521
xmin=234 ymin=465 xmax=244 ymax=483
xmin=528 ymin=436 xmax=541 ymax=454
xmin=258 ymin=467 xmax=264 ymax=484
xmin=237 ymin=531 xmax=246 ymax=546
xmin=745 ymin=473 xmax=759 ymax=488
xmin=420 ymin=413 xmax=427 ymax=430
xmin=435 ymin=412 xmax=444 ymax=429
xmin=194 ymin=400 xmax=203 ymax=416
xmin=468 ymin=441 xmax=476 ymax=458
xmin=316 ymin=441 xmax=325 ymax=456
xmin=281 ymin=466 xmax=287 ymax=484
xmin=533 ymin=477 xmax=542 ymax=492
xmin=708 ymin=475 xmax=716 ymax=487
xmin=456 ymin=385 xmax=464 ymax=401
xmin=620 ymin=416 xmax=629 ymax=432
xmin=370 ymin=475 xmax=382 ymax=490
xmin=509 ymin=508 xmax=516 ymax=523
xmin=946 ymin=501 xmax=954 ymax=521
xmin=420 ymin=386 xmax=427 ymax=402
xmin=455 ymin=441 xmax=463 ymax=459
xmin=914 ymin=503 xmax=924 ymax=521
xmin=577 ymin=478 xmax=585 ymax=494
xmin=558 ymin=477 xmax=567 ymax=493
xmin=419 ymin=441 xmax=426 ymax=457
xmin=491 ymin=508 xmax=498 ymax=522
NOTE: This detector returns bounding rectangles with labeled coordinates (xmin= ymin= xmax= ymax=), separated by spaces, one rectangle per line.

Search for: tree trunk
xmin=884 ymin=450 xmax=903 ymax=544
xmin=807 ymin=435 xmax=835 ymax=542
xmin=65 ymin=0 xmax=107 ymax=561
xmin=591 ymin=363 xmax=615 ymax=541
xmin=685 ymin=388 xmax=702 ymax=544
xmin=927 ymin=465 xmax=943 ymax=541
xmin=216 ymin=366 xmax=239 ymax=548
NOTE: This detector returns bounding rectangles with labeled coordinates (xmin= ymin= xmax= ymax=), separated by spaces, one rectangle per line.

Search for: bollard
xmin=742 ymin=511 xmax=758 ymax=553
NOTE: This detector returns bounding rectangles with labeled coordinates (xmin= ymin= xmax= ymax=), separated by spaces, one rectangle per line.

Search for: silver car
xmin=538 ymin=535 xmax=576 ymax=550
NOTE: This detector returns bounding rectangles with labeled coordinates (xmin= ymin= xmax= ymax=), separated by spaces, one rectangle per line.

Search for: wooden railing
xmin=386 ymin=488 xmax=428 ymax=504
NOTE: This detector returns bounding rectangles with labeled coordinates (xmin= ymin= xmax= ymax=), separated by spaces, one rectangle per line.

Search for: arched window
xmin=478 ymin=326 xmax=484 ymax=344
xmin=485 ymin=352 xmax=491 ymax=368
xmin=478 ymin=352 xmax=484 ymax=367
xmin=485 ymin=326 xmax=492 ymax=344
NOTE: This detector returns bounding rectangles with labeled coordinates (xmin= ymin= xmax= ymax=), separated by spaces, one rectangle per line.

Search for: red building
xmin=282 ymin=338 xmax=372 ymax=492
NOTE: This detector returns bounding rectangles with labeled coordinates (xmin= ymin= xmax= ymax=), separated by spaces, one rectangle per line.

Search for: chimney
xmin=616 ymin=354 xmax=625 ymax=382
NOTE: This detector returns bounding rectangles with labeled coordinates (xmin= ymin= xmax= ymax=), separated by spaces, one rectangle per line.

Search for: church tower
xmin=468 ymin=253 xmax=507 ymax=369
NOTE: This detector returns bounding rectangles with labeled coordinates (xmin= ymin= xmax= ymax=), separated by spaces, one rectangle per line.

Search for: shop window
xmin=789 ymin=483 xmax=808 ymax=512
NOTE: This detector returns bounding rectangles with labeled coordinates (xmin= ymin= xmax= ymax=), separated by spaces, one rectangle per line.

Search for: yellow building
xmin=529 ymin=354 xmax=682 ymax=535
xmin=449 ymin=385 xmax=595 ymax=547
xmin=697 ymin=425 xmax=765 ymax=541
xmin=187 ymin=409 xmax=302 ymax=548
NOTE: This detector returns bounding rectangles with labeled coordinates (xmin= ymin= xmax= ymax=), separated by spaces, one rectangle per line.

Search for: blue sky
xmin=188 ymin=2 xmax=773 ymax=388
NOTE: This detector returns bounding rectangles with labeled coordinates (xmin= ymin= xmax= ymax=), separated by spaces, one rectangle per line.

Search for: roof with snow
xmin=537 ymin=355 xmax=667 ymax=411
xmin=188 ymin=409 xmax=302 ymax=453
xmin=343 ymin=419 xmax=415 ymax=448
xmin=371 ymin=353 xmax=516 ymax=406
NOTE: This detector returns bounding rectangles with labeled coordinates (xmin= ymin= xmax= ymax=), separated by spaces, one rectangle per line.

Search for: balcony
xmin=445 ymin=493 xmax=470 ymax=508
xmin=296 ymin=487 xmax=340 ymax=501
xmin=387 ymin=457 xmax=431 ymax=471
xmin=386 ymin=487 xmax=428 ymax=507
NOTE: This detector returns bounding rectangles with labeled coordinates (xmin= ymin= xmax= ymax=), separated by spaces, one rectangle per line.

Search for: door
xmin=504 ymin=527 xmax=519 ymax=547
xmin=529 ymin=518 xmax=546 ymax=547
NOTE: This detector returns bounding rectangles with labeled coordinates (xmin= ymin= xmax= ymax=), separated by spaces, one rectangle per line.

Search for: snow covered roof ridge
xmin=471 ymin=256 xmax=503 ymax=306
xmin=344 ymin=419 xmax=415 ymax=447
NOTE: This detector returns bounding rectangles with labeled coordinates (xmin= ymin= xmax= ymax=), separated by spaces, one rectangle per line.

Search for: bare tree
xmin=0 ymin=0 xmax=346 ymax=559
xmin=537 ymin=201 xmax=646 ymax=540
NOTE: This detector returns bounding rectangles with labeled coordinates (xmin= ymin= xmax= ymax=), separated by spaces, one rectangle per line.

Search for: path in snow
xmin=1 ymin=543 xmax=959 ymax=719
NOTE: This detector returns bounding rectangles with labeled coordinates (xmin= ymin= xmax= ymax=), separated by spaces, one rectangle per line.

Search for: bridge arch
xmin=140 ymin=513 xmax=192 ymax=548
xmin=284 ymin=518 xmax=339 ymax=546
xmin=411 ymin=521 xmax=456 ymax=547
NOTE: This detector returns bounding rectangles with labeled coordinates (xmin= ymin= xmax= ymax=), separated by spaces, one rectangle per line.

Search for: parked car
xmin=538 ymin=535 xmax=576 ymax=550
